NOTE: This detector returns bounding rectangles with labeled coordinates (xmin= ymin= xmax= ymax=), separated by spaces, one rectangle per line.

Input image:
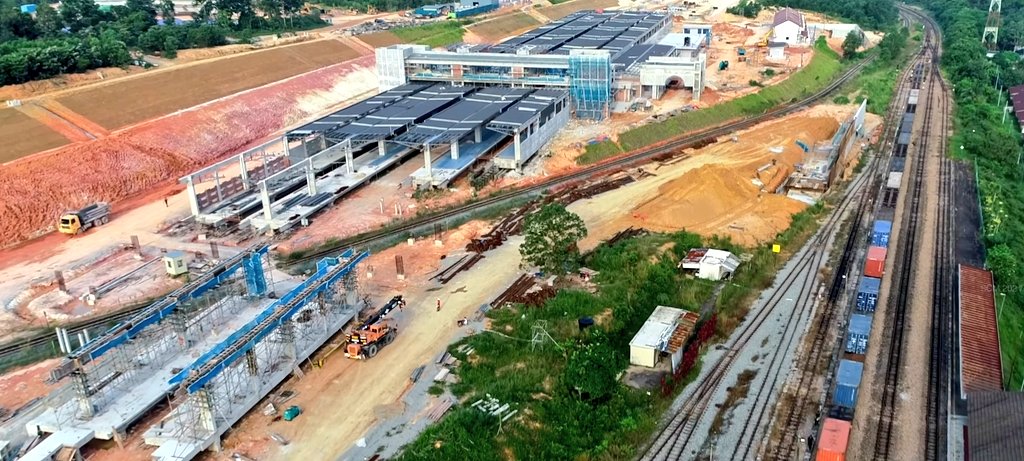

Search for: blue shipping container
xmin=845 ymin=314 xmax=872 ymax=354
xmin=856 ymin=277 xmax=882 ymax=312
xmin=20 ymin=3 xmax=36 ymax=13
xmin=833 ymin=360 xmax=864 ymax=408
xmin=871 ymin=220 xmax=892 ymax=248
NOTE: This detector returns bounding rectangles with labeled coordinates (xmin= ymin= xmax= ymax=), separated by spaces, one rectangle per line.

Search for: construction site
xmin=0 ymin=0 xmax=886 ymax=459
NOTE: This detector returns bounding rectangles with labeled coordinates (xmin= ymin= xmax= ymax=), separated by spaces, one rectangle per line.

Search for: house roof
xmin=701 ymin=249 xmax=740 ymax=272
xmin=959 ymin=264 xmax=1004 ymax=394
xmin=1008 ymin=84 xmax=1024 ymax=129
xmin=968 ymin=391 xmax=1024 ymax=461
xmin=772 ymin=8 xmax=805 ymax=29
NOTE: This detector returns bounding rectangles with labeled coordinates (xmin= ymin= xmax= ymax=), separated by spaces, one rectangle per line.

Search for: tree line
xmin=759 ymin=0 xmax=897 ymax=30
xmin=0 ymin=0 xmax=325 ymax=86
xmin=318 ymin=0 xmax=435 ymax=14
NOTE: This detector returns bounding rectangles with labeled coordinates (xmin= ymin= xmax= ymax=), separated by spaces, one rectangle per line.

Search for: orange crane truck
xmin=345 ymin=295 xmax=405 ymax=359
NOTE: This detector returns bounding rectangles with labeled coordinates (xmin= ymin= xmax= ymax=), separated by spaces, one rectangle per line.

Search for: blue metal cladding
xmin=845 ymin=314 xmax=873 ymax=354
xmin=833 ymin=359 xmax=864 ymax=408
xmin=855 ymin=276 xmax=882 ymax=313
xmin=169 ymin=249 xmax=367 ymax=394
xmin=568 ymin=53 xmax=612 ymax=120
xmin=871 ymin=220 xmax=892 ymax=248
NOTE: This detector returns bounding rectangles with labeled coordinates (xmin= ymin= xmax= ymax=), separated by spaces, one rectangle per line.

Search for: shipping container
xmin=886 ymin=172 xmax=903 ymax=189
xmin=890 ymin=156 xmax=905 ymax=172
xmin=908 ymin=88 xmax=920 ymax=105
xmin=900 ymin=113 xmax=915 ymax=134
xmin=833 ymin=359 xmax=864 ymax=408
xmin=856 ymin=276 xmax=881 ymax=312
xmin=897 ymin=131 xmax=911 ymax=145
xmin=871 ymin=220 xmax=892 ymax=248
xmin=845 ymin=314 xmax=872 ymax=354
xmin=20 ymin=4 xmax=36 ymax=13
xmin=817 ymin=418 xmax=852 ymax=461
xmin=865 ymin=246 xmax=887 ymax=278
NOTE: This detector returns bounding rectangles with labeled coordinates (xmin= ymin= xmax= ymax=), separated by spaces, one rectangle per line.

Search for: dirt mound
xmin=0 ymin=55 xmax=377 ymax=247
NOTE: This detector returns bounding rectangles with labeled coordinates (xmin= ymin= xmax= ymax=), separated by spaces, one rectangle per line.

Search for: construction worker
xmin=436 ymin=298 xmax=441 ymax=312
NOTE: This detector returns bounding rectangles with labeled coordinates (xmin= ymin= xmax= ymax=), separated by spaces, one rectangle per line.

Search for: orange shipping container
xmin=816 ymin=418 xmax=851 ymax=461
xmin=864 ymin=246 xmax=887 ymax=279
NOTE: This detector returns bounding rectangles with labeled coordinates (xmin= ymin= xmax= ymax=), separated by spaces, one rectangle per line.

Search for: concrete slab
xmin=410 ymin=130 xmax=506 ymax=187
xmin=19 ymin=427 xmax=93 ymax=461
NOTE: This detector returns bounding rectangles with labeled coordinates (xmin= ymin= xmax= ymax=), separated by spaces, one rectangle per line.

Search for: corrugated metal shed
xmin=959 ymin=265 xmax=1003 ymax=396
xmin=1007 ymin=84 xmax=1024 ymax=131
xmin=967 ymin=391 xmax=1024 ymax=461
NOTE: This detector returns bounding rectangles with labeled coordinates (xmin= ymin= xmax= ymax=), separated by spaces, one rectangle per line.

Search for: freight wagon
xmin=817 ymin=418 xmax=852 ymax=461
xmin=833 ymin=359 xmax=864 ymax=409
xmin=856 ymin=276 xmax=881 ymax=312
xmin=871 ymin=220 xmax=892 ymax=248
xmin=864 ymin=246 xmax=887 ymax=279
xmin=845 ymin=314 xmax=872 ymax=355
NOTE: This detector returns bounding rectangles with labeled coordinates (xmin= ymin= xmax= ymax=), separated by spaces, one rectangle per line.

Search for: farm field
xmin=541 ymin=0 xmax=618 ymax=20
xmin=57 ymin=39 xmax=360 ymax=130
xmin=0 ymin=108 xmax=70 ymax=163
xmin=357 ymin=31 xmax=403 ymax=48
xmin=467 ymin=12 xmax=542 ymax=41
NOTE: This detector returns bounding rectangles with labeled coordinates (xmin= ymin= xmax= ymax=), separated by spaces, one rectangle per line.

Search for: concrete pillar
xmin=196 ymin=388 xmax=218 ymax=437
xmin=259 ymin=181 xmax=274 ymax=225
xmin=474 ymin=126 xmax=482 ymax=143
xmin=214 ymin=172 xmax=222 ymax=202
xmin=451 ymin=140 xmax=460 ymax=160
xmin=378 ymin=140 xmax=387 ymax=157
xmin=513 ymin=131 xmax=522 ymax=166
xmin=306 ymin=159 xmax=317 ymax=195
xmin=282 ymin=135 xmax=290 ymax=158
xmin=238 ymin=153 xmax=250 ymax=190
xmin=345 ymin=142 xmax=355 ymax=175
xmin=185 ymin=176 xmax=201 ymax=216
xmin=423 ymin=144 xmax=433 ymax=181
xmin=73 ymin=374 xmax=94 ymax=418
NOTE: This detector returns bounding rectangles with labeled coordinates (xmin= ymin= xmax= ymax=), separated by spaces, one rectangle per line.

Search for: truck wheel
xmin=384 ymin=330 xmax=396 ymax=345
xmin=101 ymin=216 xmax=109 ymax=224
xmin=366 ymin=344 xmax=379 ymax=358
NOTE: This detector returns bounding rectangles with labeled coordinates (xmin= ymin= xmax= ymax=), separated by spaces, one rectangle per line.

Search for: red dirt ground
xmin=0 ymin=54 xmax=378 ymax=248
xmin=57 ymin=40 xmax=360 ymax=130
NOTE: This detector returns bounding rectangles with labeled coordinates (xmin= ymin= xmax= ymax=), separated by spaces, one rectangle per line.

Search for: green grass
xmin=838 ymin=30 xmax=914 ymax=115
xmin=577 ymin=38 xmax=843 ymax=165
xmin=391 ymin=21 xmax=468 ymax=48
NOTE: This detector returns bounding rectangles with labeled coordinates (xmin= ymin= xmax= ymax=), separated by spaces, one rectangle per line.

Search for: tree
xmin=159 ymin=0 xmax=176 ymax=22
xmin=125 ymin=0 xmax=157 ymax=22
xmin=60 ymin=0 xmax=103 ymax=33
xmin=34 ymin=2 xmax=64 ymax=37
xmin=842 ymin=32 xmax=864 ymax=59
xmin=520 ymin=203 xmax=587 ymax=274
xmin=162 ymin=33 xmax=178 ymax=57
xmin=563 ymin=337 xmax=620 ymax=402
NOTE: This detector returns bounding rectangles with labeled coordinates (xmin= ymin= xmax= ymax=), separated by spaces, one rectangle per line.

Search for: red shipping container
xmin=864 ymin=246 xmax=887 ymax=278
xmin=816 ymin=418 xmax=851 ymax=461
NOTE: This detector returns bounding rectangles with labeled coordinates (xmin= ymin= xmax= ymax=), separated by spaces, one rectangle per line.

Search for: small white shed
xmin=629 ymin=306 xmax=685 ymax=368
xmin=698 ymin=249 xmax=741 ymax=281
xmin=767 ymin=41 xmax=786 ymax=60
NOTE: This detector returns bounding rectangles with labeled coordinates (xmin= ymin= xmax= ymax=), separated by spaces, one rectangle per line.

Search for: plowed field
xmin=57 ymin=40 xmax=360 ymax=130
xmin=358 ymin=31 xmax=403 ymax=48
xmin=467 ymin=12 xmax=542 ymax=41
xmin=541 ymin=0 xmax=618 ymax=20
xmin=0 ymin=108 xmax=69 ymax=163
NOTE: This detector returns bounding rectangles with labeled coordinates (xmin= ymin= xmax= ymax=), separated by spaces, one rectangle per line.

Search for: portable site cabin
xmin=628 ymin=306 xmax=699 ymax=373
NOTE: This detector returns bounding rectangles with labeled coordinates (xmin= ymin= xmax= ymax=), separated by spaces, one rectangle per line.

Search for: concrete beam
xmin=378 ymin=140 xmax=387 ymax=157
xmin=423 ymin=144 xmax=433 ymax=182
xmin=184 ymin=177 xmax=201 ymax=217
xmin=238 ymin=154 xmax=250 ymax=191
xmin=305 ymin=159 xmax=317 ymax=196
xmin=451 ymin=140 xmax=460 ymax=160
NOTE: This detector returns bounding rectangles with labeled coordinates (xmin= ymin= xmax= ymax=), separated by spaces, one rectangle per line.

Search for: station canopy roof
xmin=395 ymin=87 xmax=532 ymax=144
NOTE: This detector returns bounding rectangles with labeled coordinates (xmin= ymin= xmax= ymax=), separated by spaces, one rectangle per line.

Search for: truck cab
xmin=58 ymin=214 xmax=82 ymax=234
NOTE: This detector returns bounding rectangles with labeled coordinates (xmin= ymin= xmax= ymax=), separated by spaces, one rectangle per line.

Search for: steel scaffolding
xmin=146 ymin=250 xmax=368 ymax=460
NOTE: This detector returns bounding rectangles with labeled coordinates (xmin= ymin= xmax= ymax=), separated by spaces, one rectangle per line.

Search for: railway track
xmin=923 ymin=8 xmax=953 ymax=461
xmin=872 ymin=7 xmax=948 ymax=459
xmin=758 ymin=11 xmax=933 ymax=459
xmin=638 ymin=139 xmax=879 ymax=461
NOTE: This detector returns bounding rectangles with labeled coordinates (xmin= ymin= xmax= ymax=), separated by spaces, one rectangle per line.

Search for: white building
xmin=772 ymin=8 xmax=807 ymax=46
xmin=767 ymin=41 xmax=786 ymax=60
xmin=628 ymin=306 xmax=699 ymax=372
xmin=679 ymin=248 xmax=742 ymax=281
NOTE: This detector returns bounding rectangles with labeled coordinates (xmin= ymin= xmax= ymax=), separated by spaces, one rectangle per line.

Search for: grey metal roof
xmin=396 ymin=87 xmax=531 ymax=144
xmin=968 ymin=391 xmax=1024 ymax=461
xmin=489 ymin=89 xmax=567 ymax=131
xmin=328 ymin=85 xmax=472 ymax=141
xmin=613 ymin=44 xmax=674 ymax=68
xmin=289 ymin=83 xmax=432 ymax=136
xmin=485 ymin=10 xmax=668 ymax=55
